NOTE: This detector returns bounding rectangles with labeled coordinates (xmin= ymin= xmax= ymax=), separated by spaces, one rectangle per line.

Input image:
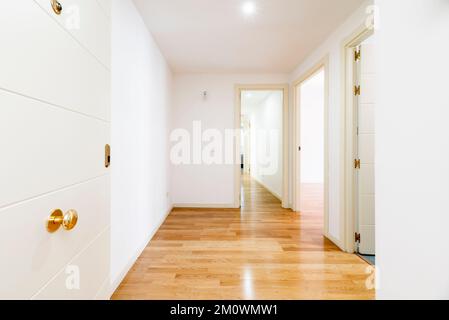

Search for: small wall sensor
xmin=202 ymin=91 xmax=208 ymax=99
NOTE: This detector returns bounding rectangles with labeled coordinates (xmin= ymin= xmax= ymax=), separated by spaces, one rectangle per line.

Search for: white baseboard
xmin=251 ymin=176 xmax=282 ymax=201
xmin=106 ymin=205 xmax=173 ymax=299
xmin=173 ymin=203 xmax=237 ymax=209
xmin=324 ymin=232 xmax=345 ymax=252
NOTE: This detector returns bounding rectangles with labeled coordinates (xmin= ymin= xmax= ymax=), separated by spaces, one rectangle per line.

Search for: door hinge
xmin=105 ymin=144 xmax=111 ymax=168
xmin=354 ymin=49 xmax=361 ymax=62
xmin=354 ymin=159 xmax=361 ymax=169
xmin=355 ymin=232 xmax=361 ymax=243
xmin=354 ymin=85 xmax=361 ymax=96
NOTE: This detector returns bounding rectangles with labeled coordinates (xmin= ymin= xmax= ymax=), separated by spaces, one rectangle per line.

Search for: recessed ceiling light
xmin=241 ymin=1 xmax=257 ymax=16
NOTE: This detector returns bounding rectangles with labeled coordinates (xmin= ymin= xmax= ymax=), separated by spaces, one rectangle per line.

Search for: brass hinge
xmin=354 ymin=85 xmax=361 ymax=96
xmin=355 ymin=232 xmax=361 ymax=243
xmin=354 ymin=159 xmax=361 ymax=169
xmin=354 ymin=49 xmax=361 ymax=62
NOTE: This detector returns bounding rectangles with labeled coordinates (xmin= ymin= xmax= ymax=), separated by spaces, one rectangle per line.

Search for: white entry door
xmin=0 ymin=0 xmax=111 ymax=299
xmin=355 ymin=39 xmax=376 ymax=255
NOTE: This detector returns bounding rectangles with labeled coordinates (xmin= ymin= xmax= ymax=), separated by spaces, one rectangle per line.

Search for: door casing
xmin=234 ymin=84 xmax=290 ymax=209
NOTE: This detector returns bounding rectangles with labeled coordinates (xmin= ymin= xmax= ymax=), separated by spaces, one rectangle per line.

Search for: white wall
xmin=110 ymin=0 xmax=172 ymax=293
xmin=244 ymin=91 xmax=283 ymax=198
xmin=376 ymin=0 xmax=449 ymax=300
xmin=289 ymin=0 xmax=373 ymax=243
xmin=171 ymin=74 xmax=288 ymax=207
xmin=299 ymin=70 xmax=325 ymax=184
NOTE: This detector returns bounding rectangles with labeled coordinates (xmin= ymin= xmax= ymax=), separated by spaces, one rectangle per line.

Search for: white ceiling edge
xmin=133 ymin=0 xmax=370 ymax=75
xmin=289 ymin=0 xmax=373 ymax=81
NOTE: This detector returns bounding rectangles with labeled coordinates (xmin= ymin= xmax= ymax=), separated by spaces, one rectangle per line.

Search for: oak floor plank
xmin=112 ymin=175 xmax=374 ymax=300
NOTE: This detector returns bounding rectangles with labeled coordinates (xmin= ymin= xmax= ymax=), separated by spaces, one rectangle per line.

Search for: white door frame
xmin=241 ymin=115 xmax=251 ymax=174
xmin=341 ymin=25 xmax=374 ymax=253
xmin=292 ymin=56 xmax=330 ymax=241
xmin=234 ymin=84 xmax=290 ymax=208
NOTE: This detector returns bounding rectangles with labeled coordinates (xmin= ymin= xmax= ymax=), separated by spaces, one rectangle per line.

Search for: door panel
xmin=358 ymin=104 xmax=375 ymax=134
xmin=96 ymin=0 xmax=111 ymax=18
xmin=32 ymin=227 xmax=110 ymax=300
xmin=0 ymin=176 xmax=109 ymax=299
xmin=359 ymin=134 xmax=375 ymax=163
xmin=0 ymin=1 xmax=109 ymax=120
xmin=361 ymin=43 xmax=377 ymax=73
xmin=360 ymin=74 xmax=377 ymax=104
xmin=359 ymin=164 xmax=375 ymax=194
xmin=359 ymin=195 xmax=375 ymax=225
xmin=0 ymin=1 xmax=110 ymax=299
xmin=359 ymin=226 xmax=375 ymax=256
xmin=0 ymin=90 xmax=108 ymax=208
xmin=34 ymin=0 xmax=111 ymax=68
xmin=357 ymin=41 xmax=376 ymax=255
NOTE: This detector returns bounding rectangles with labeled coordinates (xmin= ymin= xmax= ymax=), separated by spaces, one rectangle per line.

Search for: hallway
xmin=112 ymin=175 xmax=374 ymax=300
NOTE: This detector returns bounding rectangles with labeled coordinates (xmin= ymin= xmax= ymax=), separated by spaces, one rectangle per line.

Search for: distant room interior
xmin=240 ymin=90 xmax=283 ymax=206
xmin=299 ymin=70 xmax=325 ymax=214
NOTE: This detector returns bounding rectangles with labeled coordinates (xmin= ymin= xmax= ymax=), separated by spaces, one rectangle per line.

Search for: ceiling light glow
xmin=241 ymin=1 xmax=257 ymax=16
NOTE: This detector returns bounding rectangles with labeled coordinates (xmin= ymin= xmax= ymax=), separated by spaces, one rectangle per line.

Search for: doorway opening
xmin=342 ymin=26 xmax=376 ymax=264
xmin=298 ymin=70 xmax=325 ymax=213
xmin=293 ymin=57 xmax=330 ymax=242
xmin=235 ymin=85 xmax=289 ymax=209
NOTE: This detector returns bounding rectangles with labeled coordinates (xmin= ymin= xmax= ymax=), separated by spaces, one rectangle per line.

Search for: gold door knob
xmin=51 ymin=0 xmax=62 ymax=15
xmin=47 ymin=209 xmax=78 ymax=233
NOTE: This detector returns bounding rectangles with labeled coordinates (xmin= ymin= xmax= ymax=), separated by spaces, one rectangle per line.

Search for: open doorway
xmin=293 ymin=57 xmax=330 ymax=240
xmin=298 ymin=70 xmax=325 ymax=213
xmin=235 ymin=85 xmax=289 ymax=209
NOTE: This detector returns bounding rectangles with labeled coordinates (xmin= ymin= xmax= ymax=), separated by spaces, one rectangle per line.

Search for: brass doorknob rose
xmin=51 ymin=0 xmax=62 ymax=15
xmin=47 ymin=209 xmax=78 ymax=233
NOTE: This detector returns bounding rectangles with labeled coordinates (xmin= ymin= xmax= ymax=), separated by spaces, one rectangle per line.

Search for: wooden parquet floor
xmin=112 ymin=175 xmax=374 ymax=300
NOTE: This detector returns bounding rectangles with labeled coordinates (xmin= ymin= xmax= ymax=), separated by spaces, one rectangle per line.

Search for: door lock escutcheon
xmin=105 ymin=144 xmax=111 ymax=168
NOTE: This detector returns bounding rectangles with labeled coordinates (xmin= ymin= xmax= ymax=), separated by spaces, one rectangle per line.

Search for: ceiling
xmin=133 ymin=0 xmax=365 ymax=73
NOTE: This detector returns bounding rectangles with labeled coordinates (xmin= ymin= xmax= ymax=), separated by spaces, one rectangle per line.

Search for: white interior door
xmin=356 ymin=39 xmax=376 ymax=255
xmin=0 ymin=0 xmax=111 ymax=299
